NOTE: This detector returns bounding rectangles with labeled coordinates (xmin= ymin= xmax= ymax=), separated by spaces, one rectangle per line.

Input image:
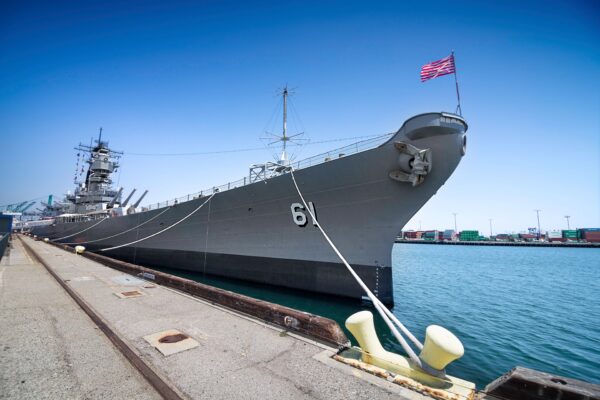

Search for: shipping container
xmin=519 ymin=233 xmax=537 ymax=241
xmin=578 ymin=228 xmax=600 ymax=240
xmin=459 ymin=230 xmax=479 ymax=241
xmin=403 ymin=231 xmax=419 ymax=239
xmin=443 ymin=229 xmax=456 ymax=240
xmin=581 ymin=230 xmax=600 ymax=243
xmin=422 ymin=230 xmax=439 ymax=241
xmin=562 ymin=230 xmax=578 ymax=239
xmin=548 ymin=237 xmax=565 ymax=242
xmin=547 ymin=230 xmax=562 ymax=239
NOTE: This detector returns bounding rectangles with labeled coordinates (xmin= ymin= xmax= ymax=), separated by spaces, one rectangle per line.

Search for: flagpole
xmin=452 ymin=50 xmax=462 ymax=116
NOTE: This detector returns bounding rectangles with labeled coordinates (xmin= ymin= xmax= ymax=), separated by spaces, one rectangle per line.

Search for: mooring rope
xmin=52 ymin=216 xmax=109 ymax=241
xmin=63 ymin=206 xmax=172 ymax=245
xmin=288 ymin=167 xmax=425 ymax=368
xmin=99 ymin=193 xmax=216 ymax=252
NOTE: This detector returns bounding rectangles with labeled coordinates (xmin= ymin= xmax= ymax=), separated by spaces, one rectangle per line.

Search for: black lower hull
xmin=87 ymin=245 xmax=394 ymax=305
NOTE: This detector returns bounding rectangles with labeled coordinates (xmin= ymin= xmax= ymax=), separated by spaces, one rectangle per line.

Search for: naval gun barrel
xmin=132 ymin=190 xmax=148 ymax=208
xmin=107 ymin=187 xmax=123 ymax=208
xmin=121 ymin=189 xmax=137 ymax=207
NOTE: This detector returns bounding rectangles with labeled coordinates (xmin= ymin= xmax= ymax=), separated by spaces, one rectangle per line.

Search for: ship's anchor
xmin=389 ymin=141 xmax=432 ymax=186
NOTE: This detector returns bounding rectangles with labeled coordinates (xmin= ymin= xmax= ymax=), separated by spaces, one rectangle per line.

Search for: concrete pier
xmin=1 ymin=236 xmax=428 ymax=400
xmin=0 ymin=237 xmax=160 ymax=399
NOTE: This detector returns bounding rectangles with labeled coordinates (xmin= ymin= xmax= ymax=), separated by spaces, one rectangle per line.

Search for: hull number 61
xmin=291 ymin=202 xmax=317 ymax=227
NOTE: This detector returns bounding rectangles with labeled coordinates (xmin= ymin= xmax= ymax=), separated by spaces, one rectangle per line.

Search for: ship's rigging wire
xmin=98 ymin=192 xmax=216 ymax=252
xmin=287 ymin=97 xmax=307 ymax=139
xmin=124 ymin=134 xmax=391 ymax=156
xmin=284 ymin=97 xmax=310 ymax=161
xmin=288 ymin=166 xmax=429 ymax=371
xmin=52 ymin=215 xmax=109 ymax=241
xmin=262 ymin=94 xmax=284 ymax=139
xmin=62 ymin=206 xmax=172 ymax=245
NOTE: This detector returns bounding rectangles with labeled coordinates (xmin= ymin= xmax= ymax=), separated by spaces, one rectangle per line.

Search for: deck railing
xmin=144 ymin=133 xmax=393 ymax=211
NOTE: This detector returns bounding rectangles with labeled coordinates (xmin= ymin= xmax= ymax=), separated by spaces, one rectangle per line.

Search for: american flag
xmin=420 ymin=54 xmax=456 ymax=82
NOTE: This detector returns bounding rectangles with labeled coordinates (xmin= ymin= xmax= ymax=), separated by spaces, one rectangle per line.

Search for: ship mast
xmin=250 ymin=86 xmax=306 ymax=182
xmin=258 ymin=85 xmax=305 ymax=167
xmin=281 ymin=86 xmax=289 ymax=164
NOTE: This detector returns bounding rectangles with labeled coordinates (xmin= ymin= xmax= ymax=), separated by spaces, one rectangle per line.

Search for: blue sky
xmin=1 ymin=0 xmax=598 ymax=233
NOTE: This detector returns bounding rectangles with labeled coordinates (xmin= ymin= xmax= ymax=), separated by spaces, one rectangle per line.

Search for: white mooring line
xmin=288 ymin=166 xmax=430 ymax=371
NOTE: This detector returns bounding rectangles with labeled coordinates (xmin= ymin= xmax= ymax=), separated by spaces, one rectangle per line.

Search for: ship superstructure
xmin=66 ymin=131 xmax=124 ymax=214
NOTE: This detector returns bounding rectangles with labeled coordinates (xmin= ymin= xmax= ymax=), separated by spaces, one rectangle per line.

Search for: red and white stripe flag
xmin=420 ymin=54 xmax=456 ymax=82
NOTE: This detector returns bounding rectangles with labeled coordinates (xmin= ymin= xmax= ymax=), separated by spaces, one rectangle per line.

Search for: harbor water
xmin=155 ymin=243 xmax=600 ymax=388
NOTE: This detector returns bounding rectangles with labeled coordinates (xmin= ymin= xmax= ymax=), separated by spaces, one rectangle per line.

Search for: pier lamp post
xmin=564 ymin=215 xmax=571 ymax=230
xmin=534 ymin=209 xmax=541 ymax=240
xmin=452 ymin=213 xmax=458 ymax=233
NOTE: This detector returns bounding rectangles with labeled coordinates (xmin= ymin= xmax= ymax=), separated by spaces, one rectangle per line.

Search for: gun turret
xmin=132 ymin=190 xmax=148 ymax=208
xmin=122 ymin=189 xmax=137 ymax=207
xmin=107 ymin=187 xmax=123 ymax=208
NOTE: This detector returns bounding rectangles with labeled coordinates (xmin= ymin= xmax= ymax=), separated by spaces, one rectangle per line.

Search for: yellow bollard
xmin=345 ymin=311 xmax=412 ymax=373
xmin=419 ymin=325 xmax=464 ymax=371
xmin=344 ymin=310 xmax=475 ymax=395
xmin=75 ymin=245 xmax=85 ymax=255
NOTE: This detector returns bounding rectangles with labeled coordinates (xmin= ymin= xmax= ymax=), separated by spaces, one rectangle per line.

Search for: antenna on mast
xmin=261 ymin=85 xmax=307 ymax=165
xmin=98 ymin=127 xmax=103 ymax=144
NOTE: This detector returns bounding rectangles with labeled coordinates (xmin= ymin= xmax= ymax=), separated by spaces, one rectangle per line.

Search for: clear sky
xmin=1 ymin=0 xmax=598 ymax=234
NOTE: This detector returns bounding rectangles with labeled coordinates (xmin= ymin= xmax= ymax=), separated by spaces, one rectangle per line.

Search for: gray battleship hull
xmin=32 ymin=113 xmax=467 ymax=305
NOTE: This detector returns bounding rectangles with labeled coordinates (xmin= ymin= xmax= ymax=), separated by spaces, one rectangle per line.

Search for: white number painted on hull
xmin=291 ymin=202 xmax=317 ymax=227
